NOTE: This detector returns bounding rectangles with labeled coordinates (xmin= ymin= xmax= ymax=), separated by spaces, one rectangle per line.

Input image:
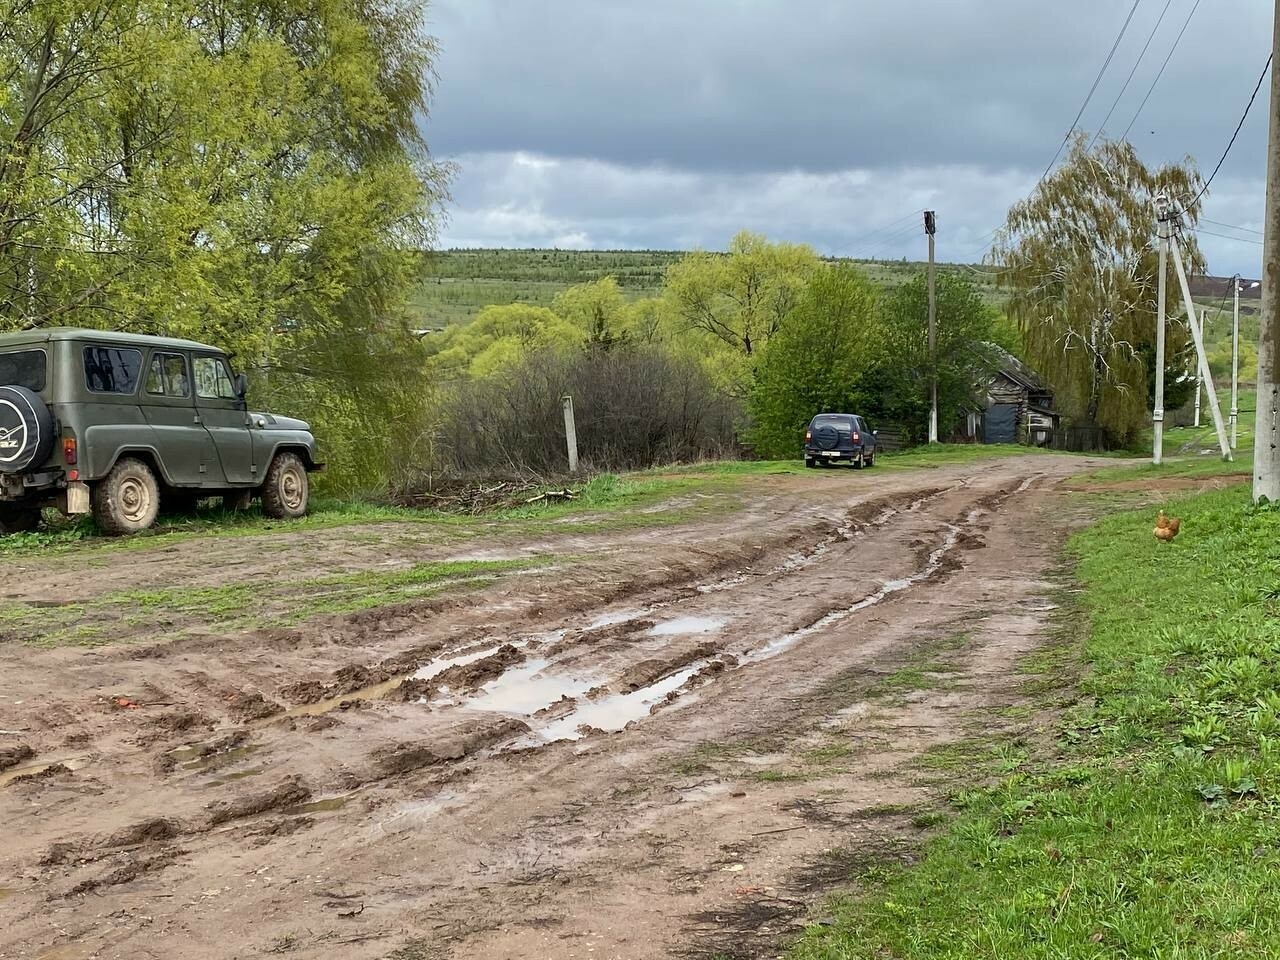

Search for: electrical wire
xmin=1088 ymin=0 xmax=1175 ymax=147
xmin=845 ymin=209 xmax=925 ymax=252
xmin=1121 ymin=0 xmax=1203 ymax=139
xmin=1192 ymin=227 xmax=1264 ymax=245
xmin=1039 ymin=0 xmax=1144 ymax=183
xmin=1178 ymin=53 xmax=1273 ymax=215
xmin=1201 ymin=217 xmax=1263 ymax=236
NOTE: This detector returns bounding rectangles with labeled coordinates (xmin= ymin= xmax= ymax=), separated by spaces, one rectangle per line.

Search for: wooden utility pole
xmin=1152 ymin=197 xmax=1169 ymax=465
xmin=925 ymin=211 xmax=938 ymax=444
xmin=1255 ymin=0 xmax=1280 ymax=502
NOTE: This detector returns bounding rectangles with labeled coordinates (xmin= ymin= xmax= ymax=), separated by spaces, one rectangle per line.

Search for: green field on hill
xmin=408 ymin=248 xmax=1002 ymax=327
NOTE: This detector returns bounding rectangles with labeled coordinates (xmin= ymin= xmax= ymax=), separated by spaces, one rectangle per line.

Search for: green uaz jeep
xmin=0 ymin=328 xmax=322 ymax=535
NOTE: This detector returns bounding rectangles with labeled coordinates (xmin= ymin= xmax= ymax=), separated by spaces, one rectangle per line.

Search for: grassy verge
xmin=1 ymin=445 xmax=1076 ymax=559
xmin=792 ymin=482 xmax=1280 ymax=958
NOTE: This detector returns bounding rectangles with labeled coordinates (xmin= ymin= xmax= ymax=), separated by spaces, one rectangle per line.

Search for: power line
xmin=1088 ymin=0 xmax=1175 ymax=147
xmin=1121 ymin=0 xmax=1203 ymax=140
xmin=1201 ymin=217 xmax=1264 ymax=236
xmin=845 ymin=209 xmax=925 ymax=250
xmin=1039 ymin=0 xmax=1143 ymax=182
xmin=1179 ymin=54 xmax=1273 ymax=215
xmin=1193 ymin=226 xmax=1264 ymax=246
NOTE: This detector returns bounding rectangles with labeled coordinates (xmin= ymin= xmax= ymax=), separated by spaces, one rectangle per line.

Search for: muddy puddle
xmin=284 ymin=794 xmax=353 ymax=816
xmin=205 ymin=765 xmax=267 ymax=787
xmin=0 ymin=755 xmax=91 ymax=788
xmin=647 ymin=615 xmax=726 ymax=636
xmin=461 ymin=659 xmax=601 ymax=715
xmin=587 ymin=609 xmax=646 ymax=630
xmin=173 ymin=743 xmax=260 ymax=772
xmin=532 ymin=664 xmax=706 ymax=740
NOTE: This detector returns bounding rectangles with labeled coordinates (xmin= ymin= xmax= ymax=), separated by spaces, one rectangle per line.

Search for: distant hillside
xmin=409 ymin=248 xmax=1001 ymax=327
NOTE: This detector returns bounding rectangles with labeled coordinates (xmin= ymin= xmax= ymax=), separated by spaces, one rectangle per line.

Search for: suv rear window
xmin=84 ymin=346 xmax=143 ymax=394
xmin=813 ymin=415 xmax=853 ymax=429
xmin=0 ymin=349 xmax=46 ymax=391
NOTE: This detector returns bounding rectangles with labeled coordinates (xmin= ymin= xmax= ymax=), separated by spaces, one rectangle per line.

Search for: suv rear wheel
xmin=92 ymin=457 xmax=161 ymax=535
xmin=262 ymin=452 xmax=308 ymax=519
xmin=0 ymin=503 xmax=40 ymax=535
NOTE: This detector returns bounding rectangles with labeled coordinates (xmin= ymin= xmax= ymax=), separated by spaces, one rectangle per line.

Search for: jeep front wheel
xmin=262 ymin=452 xmax=308 ymax=519
xmin=0 ymin=503 xmax=40 ymax=535
xmin=92 ymin=457 xmax=160 ymax=535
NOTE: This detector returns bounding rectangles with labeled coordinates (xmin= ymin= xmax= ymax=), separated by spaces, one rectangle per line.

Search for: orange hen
xmin=1154 ymin=510 xmax=1181 ymax=542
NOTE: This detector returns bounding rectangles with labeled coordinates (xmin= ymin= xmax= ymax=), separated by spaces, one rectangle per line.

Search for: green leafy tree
xmin=423 ymin=304 xmax=583 ymax=379
xmin=664 ymin=231 xmax=820 ymax=397
xmin=749 ymin=266 xmax=882 ymax=458
xmin=664 ymin=231 xmax=819 ymax=355
xmin=992 ymin=135 xmax=1203 ymax=444
xmin=552 ymin=276 xmax=627 ymax=346
xmin=0 ymin=0 xmax=452 ymax=492
xmin=867 ymin=272 xmax=999 ymax=441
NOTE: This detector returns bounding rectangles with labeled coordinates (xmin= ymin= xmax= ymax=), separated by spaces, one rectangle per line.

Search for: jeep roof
xmin=0 ymin=327 xmax=228 ymax=355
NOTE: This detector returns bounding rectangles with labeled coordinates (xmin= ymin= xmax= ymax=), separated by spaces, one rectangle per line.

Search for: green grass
xmin=792 ymin=481 xmax=1280 ymax=959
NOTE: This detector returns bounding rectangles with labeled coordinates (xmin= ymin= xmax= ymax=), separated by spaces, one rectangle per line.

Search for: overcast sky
xmin=423 ymin=0 xmax=1271 ymax=275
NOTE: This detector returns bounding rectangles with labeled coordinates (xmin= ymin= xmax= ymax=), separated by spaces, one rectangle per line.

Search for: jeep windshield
xmin=0 ymin=349 xmax=46 ymax=392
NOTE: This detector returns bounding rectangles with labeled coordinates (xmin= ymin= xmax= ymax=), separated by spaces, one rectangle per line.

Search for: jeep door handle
xmin=193 ymin=415 xmax=202 ymax=424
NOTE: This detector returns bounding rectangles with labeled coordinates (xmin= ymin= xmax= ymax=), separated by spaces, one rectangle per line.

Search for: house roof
xmin=983 ymin=342 xmax=1050 ymax=394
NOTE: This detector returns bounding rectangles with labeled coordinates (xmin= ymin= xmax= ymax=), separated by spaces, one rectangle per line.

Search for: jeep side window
xmin=194 ymin=356 xmax=237 ymax=401
xmin=146 ymin=353 xmax=191 ymax=398
xmin=83 ymin=346 xmax=142 ymax=394
xmin=0 ymin=350 xmax=45 ymax=391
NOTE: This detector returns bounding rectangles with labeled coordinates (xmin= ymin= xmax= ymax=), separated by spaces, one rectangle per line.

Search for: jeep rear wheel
xmin=0 ymin=503 xmax=40 ymax=535
xmin=92 ymin=457 xmax=160 ymax=535
xmin=262 ymin=452 xmax=308 ymax=519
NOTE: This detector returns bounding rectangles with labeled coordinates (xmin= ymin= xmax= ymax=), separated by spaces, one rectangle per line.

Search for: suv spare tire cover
xmin=814 ymin=424 xmax=839 ymax=449
xmin=0 ymin=385 xmax=56 ymax=475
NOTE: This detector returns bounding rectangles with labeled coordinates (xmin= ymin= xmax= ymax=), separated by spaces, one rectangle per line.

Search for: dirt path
xmin=0 ymin=455 xmax=1105 ymax=960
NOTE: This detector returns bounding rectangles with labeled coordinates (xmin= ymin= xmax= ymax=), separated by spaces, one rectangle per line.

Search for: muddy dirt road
xmin=0 ymin=455 xmax=1106 ymax=959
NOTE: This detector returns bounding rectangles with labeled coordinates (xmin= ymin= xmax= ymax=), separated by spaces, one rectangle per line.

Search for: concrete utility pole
xmin=1153 ymin=197 xmax=1170 ymax=465
xmin=561 ymin=395 xmax=579 ymax=474
xmin=1194 ymin=310 xmax=1204 ymax=428
xmin=1232 ymin=276 xmax=1241 ymax=449
xmin=1171 ymin=230 xmax=1232 ymax=460
xmin=925 ymin=211 xmax=938 ymax=444
xmin=1255 ymin=0 xmax=1280 ymax=502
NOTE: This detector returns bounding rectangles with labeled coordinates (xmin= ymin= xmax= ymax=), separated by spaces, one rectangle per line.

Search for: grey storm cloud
xmin=422 ymin=0 xmax=1272 ymax=273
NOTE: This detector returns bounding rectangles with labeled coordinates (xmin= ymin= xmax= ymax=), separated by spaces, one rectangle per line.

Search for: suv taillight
xmin=852 ymin=431 xmax=861 ymax=443
xmin=63 ymin=437 xmax=77 ymax=465
xmin=805 ymin=430 xmax=811 ymax=441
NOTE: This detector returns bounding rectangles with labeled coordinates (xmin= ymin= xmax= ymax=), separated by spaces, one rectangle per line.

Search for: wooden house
xmin=956 ymin=345 xmax=1059 ymax=446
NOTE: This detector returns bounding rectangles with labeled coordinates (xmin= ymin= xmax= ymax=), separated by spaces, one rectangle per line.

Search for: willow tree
xmin=992 ymin=135 xmax=1204 ymax=444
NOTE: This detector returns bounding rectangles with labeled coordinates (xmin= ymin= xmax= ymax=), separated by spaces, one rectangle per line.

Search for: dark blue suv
xmin=803 ymin=413 xmax=877 ymax=469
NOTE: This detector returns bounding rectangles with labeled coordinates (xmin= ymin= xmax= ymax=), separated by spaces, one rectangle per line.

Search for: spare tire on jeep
xmin=0 ymin=385 xmax=55 ymax=474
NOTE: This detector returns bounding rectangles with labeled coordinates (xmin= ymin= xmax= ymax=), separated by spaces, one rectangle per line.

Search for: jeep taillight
xmin=63 ymin=437 xmax=77 ymax=465
xmin=805 ymin=430 xmax=811 ymax=441
xmin=852 ymin=431 xmax=861 ymax=443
